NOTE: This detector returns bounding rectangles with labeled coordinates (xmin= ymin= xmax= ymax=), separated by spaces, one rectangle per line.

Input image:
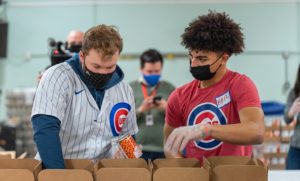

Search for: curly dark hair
xmin=181 ymin=10 xmax=244 ymax=56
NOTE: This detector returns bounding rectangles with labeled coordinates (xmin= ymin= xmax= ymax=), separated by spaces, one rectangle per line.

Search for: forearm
xmin=284 ymin=103 xmax=295 ymax=125
xmin=284 ymin=90 xmax=296 ymax=124
xmin=210 ymin=121 xmax=264 ymax=145
xmin=32 ymin=115 xmax=65 ymax=169
xmin=284 ymin=110 xmax=294 ymax=125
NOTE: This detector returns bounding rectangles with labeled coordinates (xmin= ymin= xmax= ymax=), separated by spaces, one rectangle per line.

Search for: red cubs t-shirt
xmin=166 ymin=70 xmax=261 ymax=163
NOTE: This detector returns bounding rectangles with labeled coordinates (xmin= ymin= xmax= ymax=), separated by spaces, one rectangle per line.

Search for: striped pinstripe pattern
xmin=32 ymin=62 xmax=138 ymax=161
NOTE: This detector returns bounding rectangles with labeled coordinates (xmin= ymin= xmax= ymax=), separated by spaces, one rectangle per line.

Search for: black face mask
xmin=83 ymin=61 xmax=114 ymax=90
xmin=68 ymin=44 xmax=82 ymax=53
xmin=190 ymin=54 xmax=223 ymax=81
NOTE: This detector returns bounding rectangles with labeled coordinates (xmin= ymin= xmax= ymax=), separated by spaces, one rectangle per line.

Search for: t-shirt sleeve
xmin=232 ymin=75 xmax=261 ymax=111
xmin=165 ymin=89 xmax=184 ymax=128
xmin=31 ymin=66 xmax=70 ymax=122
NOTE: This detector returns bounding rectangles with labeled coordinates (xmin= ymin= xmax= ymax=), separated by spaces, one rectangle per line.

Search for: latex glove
xmin=289 ymin=97 xmax=300 ymax=118
xmin=164 ymin=124 xmax=211 ymax=157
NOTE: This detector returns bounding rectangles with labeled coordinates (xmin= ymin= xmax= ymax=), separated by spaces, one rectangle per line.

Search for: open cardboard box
xmin=0 ymin=150 xmax=16 ymax=159
xmin=203 ymin=156 xmax=268 ymax=181
xmin=38 ymin=159 xmax=94 ymax=181
xmin=152 ymin=158 xmax=209 ymax=181
xmin=0 ymin=151 xmax=27 ymax=159
xmin=94 ymin=158 xmax=151 ymax=181
xmin=0 ymin=158 xmax=42 ymax=181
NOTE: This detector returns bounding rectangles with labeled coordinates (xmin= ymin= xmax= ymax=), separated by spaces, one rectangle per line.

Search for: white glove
xmin=289 ymin=97 xmax=300 ymax=117
xmin=164 ymin=124 xmax=211 ymax=157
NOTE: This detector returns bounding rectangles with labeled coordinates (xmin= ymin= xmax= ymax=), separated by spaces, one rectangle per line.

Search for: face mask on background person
xmin=68 ymin=44 xmax=82 ymax=53
xmin=83 ymin=60 xmax=114 ymax=90
xmin=143 ymin=74 xmax=161 ymax=87
xmin=190 ymin=54 xmax=223 ymax=81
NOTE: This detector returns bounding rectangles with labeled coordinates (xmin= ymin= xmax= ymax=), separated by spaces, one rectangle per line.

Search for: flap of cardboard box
xmin=94 ymin=159 xmax=151 ymax=181
xmin=64 ymin=159 xmax=94 ymax=172
xmin=153 ymin=158 xmax=199 ymax=168
xmin=0 ymin=159 xmax=42 ymax=180
xmin=154 ymin=167 xmax=209 ymax=181
xmin=0 ymin=154 xmax=12 ymax=159
xmin=0 ymin=159 xmax=41 ymax=171
xmin=204 ymin=156 xmax=252 ymax=168
xmin=203 ymin=156 xmax=267 ymax=169
xmin=96 ymin=168 xmax=151 ymax=181
xmin=0 ymin=169 xmax=34 ymax=181
xmin=213 ymin=165 xmax=267 ymax=181
xmin=38 ymin=170 xmax=93 ymax=181
xmin=0 ymin=151 xmax=16 ymax=159
xmin=246 ymin=158 xmax=268 ymax=170
xmin=152 ymin=158 xmax=208 ymax=181
xmin=96 ymin=158 xmax=148 ymax=168
xmin=203 ymin=156 xmax=267 ymax=181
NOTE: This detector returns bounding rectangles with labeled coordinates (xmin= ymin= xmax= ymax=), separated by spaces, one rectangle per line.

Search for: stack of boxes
xmin=4 ymin=88 xmax=36 ymax=158
xmin=253 ymin=102 xmax=294 ymax=170
xmin=262 ymin=117 xmax=290 ymax=169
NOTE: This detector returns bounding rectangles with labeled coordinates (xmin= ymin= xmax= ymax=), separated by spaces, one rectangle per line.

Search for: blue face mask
xmin=143 ymin=74 xmax=161 ymax=86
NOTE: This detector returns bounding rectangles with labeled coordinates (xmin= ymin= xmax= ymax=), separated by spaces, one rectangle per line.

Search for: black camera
xmin=48 ymin=38 xmax=72 ymax=66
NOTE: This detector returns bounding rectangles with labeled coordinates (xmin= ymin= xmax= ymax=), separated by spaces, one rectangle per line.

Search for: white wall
xmin=0 ymin=1 xmax=300 ymax=120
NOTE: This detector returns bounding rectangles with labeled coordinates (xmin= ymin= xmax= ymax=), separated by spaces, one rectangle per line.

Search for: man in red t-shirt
xmin=164 ymin=11 xmax=265 ymax=163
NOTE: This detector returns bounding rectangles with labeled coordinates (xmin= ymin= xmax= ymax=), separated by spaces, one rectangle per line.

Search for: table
xmin=269 ymin=170 xmax=300 ymax=181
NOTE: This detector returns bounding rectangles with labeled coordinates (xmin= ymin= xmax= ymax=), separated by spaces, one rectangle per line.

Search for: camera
xmin=48 ymin=38 xmax=72 ymax=66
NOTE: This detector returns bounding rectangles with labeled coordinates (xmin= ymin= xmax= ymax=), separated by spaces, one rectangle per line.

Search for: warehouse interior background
xmin=0 ymin=0 xmax=300 ymax=118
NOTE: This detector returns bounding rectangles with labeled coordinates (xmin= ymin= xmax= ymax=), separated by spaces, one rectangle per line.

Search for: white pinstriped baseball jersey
xmin=31 ymin=62 xmax=138 ymax=161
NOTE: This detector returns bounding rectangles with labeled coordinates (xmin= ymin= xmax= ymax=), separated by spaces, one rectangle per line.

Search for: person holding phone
xmin=129 ymin=49 xmax=175 ymax=161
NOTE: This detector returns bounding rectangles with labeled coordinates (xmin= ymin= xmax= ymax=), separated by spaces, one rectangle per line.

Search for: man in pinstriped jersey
xmin=31 ymin=24 xmax=138 ymax=169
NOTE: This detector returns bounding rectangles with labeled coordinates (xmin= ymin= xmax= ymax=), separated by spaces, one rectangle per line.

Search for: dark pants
xmin=141 ymin=151 xmax=165 ymax=162
xmin=286 ymin=146 xmax=300 ymax=169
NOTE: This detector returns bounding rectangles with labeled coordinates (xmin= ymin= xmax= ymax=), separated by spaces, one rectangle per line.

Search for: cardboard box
xmin=0 ymin=153 xmax=13 ymax=159
xmin=0 ymin=150 xmax=16 ymax=159
xmin=94 ymin=159 xmax=151 ymax=181
xmin=38 ymin=159 xmax=94 ymax=181
xmin=0 ymin=169 xmax=35 ymax=181
xmin=203 ymin=156 xmax=268 ymax=181
xmin=0 ymin=158 xmax=42 ymax=181
xmin=152 ymin=158 xmax=209 ymax=181
xmin=0 ymin=151 xmax=27 ymax=159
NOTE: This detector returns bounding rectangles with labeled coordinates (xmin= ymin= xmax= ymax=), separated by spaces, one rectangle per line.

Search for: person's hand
xmin=138 ymin=96 xmax=154 ymax=113
xmin=164 ymin=124 xmax=211 ymax=157
xmin=113 ymin=146 xmax=126 ymax=159
xmin=153 ymin=98 xmax=167 ymax=111
xmin=36 ymin=71 xmax=43 ymax=83
xmin=289 ymin=97 xmax=300 ymax=118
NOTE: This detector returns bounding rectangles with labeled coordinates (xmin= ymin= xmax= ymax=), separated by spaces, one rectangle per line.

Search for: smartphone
xmin=153 ymin=96 xmax=162 ymax=104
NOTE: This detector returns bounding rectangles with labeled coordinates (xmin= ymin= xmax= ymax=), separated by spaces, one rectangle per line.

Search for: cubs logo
xmin=110 ymin=102 xmax=131 ymax=137
xmin=187 ymin=103 xmax=227 ymax=150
